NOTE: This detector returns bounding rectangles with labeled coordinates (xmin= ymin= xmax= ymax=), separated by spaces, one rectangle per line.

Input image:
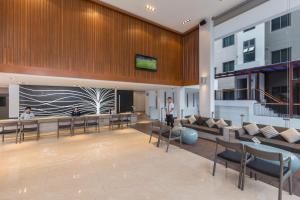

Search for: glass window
xmin=223 ymin=35 xmax=235 ymax=48
xmin=271 ymin=48 xmax=291 ymax=64
xmin=223 ymin=61 xmax=235 ymax=72
xmin=243 ymin=39 xmax=256 ymax=63
xmin=281 ymin=13 xmax=291 ymax=28
xmin=271 ymin=13 xmax=291 ymax=31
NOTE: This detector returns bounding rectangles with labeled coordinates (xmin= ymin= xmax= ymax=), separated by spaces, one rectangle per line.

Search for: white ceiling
xmin=0 ymin=73 xmax=179 ymax=91
xmin=100 ymin=0 xmax=246 ymax=33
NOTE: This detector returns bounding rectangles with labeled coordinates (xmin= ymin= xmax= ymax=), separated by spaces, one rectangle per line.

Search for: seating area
xmin=0 ymin=114 xmax=135 ymax=143
xmin=180 ymin=115 xmax=232 ymax=140
xmin=236 ymin=122 xmax=300 ymax=154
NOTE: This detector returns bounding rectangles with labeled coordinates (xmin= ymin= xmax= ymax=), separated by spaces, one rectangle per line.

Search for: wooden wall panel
xmin=0 ymin=0 xmax=183 ymax=85
xmin=182 ymin=28 xmax=200 ymax=85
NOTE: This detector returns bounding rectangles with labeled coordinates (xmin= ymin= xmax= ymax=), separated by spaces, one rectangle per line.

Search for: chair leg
xmin=254 ymin=173 xmax=257 ymax=181
xmin=289 ymin=176 xmax=293 ymax=195
xmin=241 ymin=163 xmax=247 ymax=190
xmin=225 ymin=161 xmax=228 ymax=168
xmin=149 ymin=134 xmax=152 ymax=143
xmin=157 ymin=135 xmax=161 ymax=147
xmin=278 ymin=181 xmax=283 ymax=200
xmin=2 ymin=134 xmax=4 ymax=142
xmin=166 ymin=139 xmax=170 ymax=152
xmin=238 ymin=162 xmax=244 ymax=189
xmin=57 ymin=129 xmax=60 ymax=138
xmin=212 ymin=157 xmax=217 ymax=176
xmin=15 ymin=132 xmax=18 ymax=144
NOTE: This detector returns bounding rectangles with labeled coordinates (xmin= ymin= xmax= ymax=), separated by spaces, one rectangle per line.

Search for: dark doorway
xmin=236 ymin=78 xmax=248 ymax=100
xmin=117 ymin=90 xmax=133 ymax=113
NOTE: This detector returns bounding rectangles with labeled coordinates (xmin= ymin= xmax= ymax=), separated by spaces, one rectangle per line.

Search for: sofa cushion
xmin=260 ymin=125 xmax=279 ymax=139
xmin=216 ymin=118 xmax=228 ymax=128
xmin=206 ymin=118 xmax=216 ymax=128
xmin=195 ymin=117 xmax=205 ymax=126
xmin=218 ymin=150 xmax=243 ymax=163
xmin=188 ymin=115 xmax=197 ymax=124
xmin=244 ymin=123 xmax=260 ymax=136
xmin=280 ymin=128 xmax=300 ymax=143
xmin=247 ymin=158 xmax=289 ymax=178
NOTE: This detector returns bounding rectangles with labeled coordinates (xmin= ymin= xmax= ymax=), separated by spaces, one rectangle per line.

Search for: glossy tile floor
xmin=0 ymin=128 xmax=299 ymax=200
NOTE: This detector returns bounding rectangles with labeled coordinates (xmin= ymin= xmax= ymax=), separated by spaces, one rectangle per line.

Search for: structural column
xmin=289 ymin=63 xmax=294 ymax=117
xmin=175 ymin=87 xmax=186 ymax=119
xmin=199 ymin=19 xmax=215 ymax=118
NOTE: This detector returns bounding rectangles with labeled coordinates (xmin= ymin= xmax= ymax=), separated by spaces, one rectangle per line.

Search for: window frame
xmin=223 ymin=60 xmax=235 ymax=73
xmin=271 ymin=47 xmax=292 ymax=64
xmin=222 ymin=35 xmax=235 ymax=48
xmin=243 ymin=39 xmax=256 ymax=63
xmin=271 ymin=13 xmax=291 ymax=32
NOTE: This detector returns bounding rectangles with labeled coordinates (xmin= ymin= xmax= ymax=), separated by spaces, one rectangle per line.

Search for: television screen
xmin=135 ymin=54 xmax=157 ymax=71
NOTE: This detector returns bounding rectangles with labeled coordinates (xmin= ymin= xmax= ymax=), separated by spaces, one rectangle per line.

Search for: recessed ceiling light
xmin=145 ymin=4 xmax=156 ymax=12
xmin=182 ymin=18 xmax=192 ymax=25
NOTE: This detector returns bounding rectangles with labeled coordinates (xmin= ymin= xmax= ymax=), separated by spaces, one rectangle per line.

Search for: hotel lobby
xmin=1 ymin=0 xmax=300 ymax=200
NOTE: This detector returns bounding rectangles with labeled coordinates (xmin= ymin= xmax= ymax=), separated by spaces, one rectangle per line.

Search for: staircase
xmin=254 ymin=103 xmax=280 ymax=117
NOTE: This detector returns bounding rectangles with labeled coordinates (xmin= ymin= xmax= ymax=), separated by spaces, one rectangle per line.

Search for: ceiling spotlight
xmin=182 ymin=18 xmax=192 ymax=25
xmin=145 ymin=4 xmax=156 ymax=12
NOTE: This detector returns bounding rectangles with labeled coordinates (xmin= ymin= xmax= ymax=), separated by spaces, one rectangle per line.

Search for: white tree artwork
xmin=19 ymin=86 xmax=115 ymax=116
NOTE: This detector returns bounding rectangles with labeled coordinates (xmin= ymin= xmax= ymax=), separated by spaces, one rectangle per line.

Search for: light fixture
xmin=145 ymin=4 xmax=156 ymax=12
xmin=200 ymin=76 xmax=207 ymax=85
xmin=182 ymin=18 xmax=192 ymax=25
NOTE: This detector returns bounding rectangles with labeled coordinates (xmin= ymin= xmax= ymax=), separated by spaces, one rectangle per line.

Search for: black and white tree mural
xmin=19 ymin=85 xmax=115 ymax=116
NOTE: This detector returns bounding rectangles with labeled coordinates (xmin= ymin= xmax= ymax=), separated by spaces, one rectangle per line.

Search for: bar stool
xmin=120 ymin=114 xmax=132 ymax=128
xmin=18 ymin=120 xmax=39 ymax=142
xmin=85 ymin=116 xmax=99 ymax=133
xmin=72 ymin=116 xmax=86 ymax=135
xmin=57 ymin=117 xmax=73 ymax=138
xmin=0 ymin=121 xmax=19 ymax=143
xmin=109 ymin=114 xmax=121 ymax=130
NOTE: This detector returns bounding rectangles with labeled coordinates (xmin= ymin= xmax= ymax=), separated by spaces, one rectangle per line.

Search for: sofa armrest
xmin=235 ymin=128 xmax=246 ymax=139
xmin=180 ymin=119 xmax=189 ymax=125
xmin=219 ymin=127 xmax=225 ymax=136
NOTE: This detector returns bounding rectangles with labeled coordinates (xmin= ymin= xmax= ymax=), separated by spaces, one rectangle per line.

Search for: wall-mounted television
xmin=135 ymin=54 xmax=157 ymax=71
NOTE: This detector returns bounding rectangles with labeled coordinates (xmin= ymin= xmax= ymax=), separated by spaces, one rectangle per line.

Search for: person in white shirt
xmin=166 ymin=97 xmax=175 ymax=128
xmin=20 ymin=106 xmax=35 ymax=120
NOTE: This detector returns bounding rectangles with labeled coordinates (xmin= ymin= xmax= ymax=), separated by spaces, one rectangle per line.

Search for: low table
xmin=224 ymin=126 xmax=241 ymax=142
xmin=172 ymin=127 xmax=198 ymax=145
xmin=242 ymin=141 xmax=300 ymax=173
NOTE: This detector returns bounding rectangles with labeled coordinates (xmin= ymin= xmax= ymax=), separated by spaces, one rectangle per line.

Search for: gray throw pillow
xmin=260 ymin=126 xmax=279 ymax=139
xmin=244 ymin=123 xmax=260 ymax=136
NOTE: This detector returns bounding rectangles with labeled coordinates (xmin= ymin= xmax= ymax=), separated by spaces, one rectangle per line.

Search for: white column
xmin=9 ymin=84 xmax=20 ymax=118
xmin=175 ymin=87 xmax=185 ymax=119
xmin=199 ymin=20 xmax=215 ymax=118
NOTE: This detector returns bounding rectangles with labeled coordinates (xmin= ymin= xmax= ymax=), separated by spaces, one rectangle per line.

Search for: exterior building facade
xmin=214 ymin=9 xmax=300 ymax=125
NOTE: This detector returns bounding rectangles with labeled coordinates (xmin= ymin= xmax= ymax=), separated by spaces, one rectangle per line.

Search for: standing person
xmin=71 ymin=107 xmax=81 ymax=117
xmin=20 ymin=106 xmax=35 ymax=120
xmin=166 ymin=97 xmax=175 ymax=128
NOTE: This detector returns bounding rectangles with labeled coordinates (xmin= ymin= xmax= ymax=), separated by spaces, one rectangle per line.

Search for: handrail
xmin=255 ymin=88 xmax=284 ymax=104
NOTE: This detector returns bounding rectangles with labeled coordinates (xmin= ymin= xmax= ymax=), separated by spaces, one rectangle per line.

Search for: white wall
xmin=200 ymin=20 xmax=215 ymax=118
xmin=214 ymin=0 xmax=300 ymax=40
xmin=236 ymin=23 xmax=266 ymax=70
xmin=9 ymin=84 xmax=19 ymax=118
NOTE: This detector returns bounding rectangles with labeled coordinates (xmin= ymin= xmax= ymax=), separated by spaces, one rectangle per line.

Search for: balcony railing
xmin=215 ymin=88 xmax=284 ymax=103
xmin=254 ymin=103 xmax=300 ymax=119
